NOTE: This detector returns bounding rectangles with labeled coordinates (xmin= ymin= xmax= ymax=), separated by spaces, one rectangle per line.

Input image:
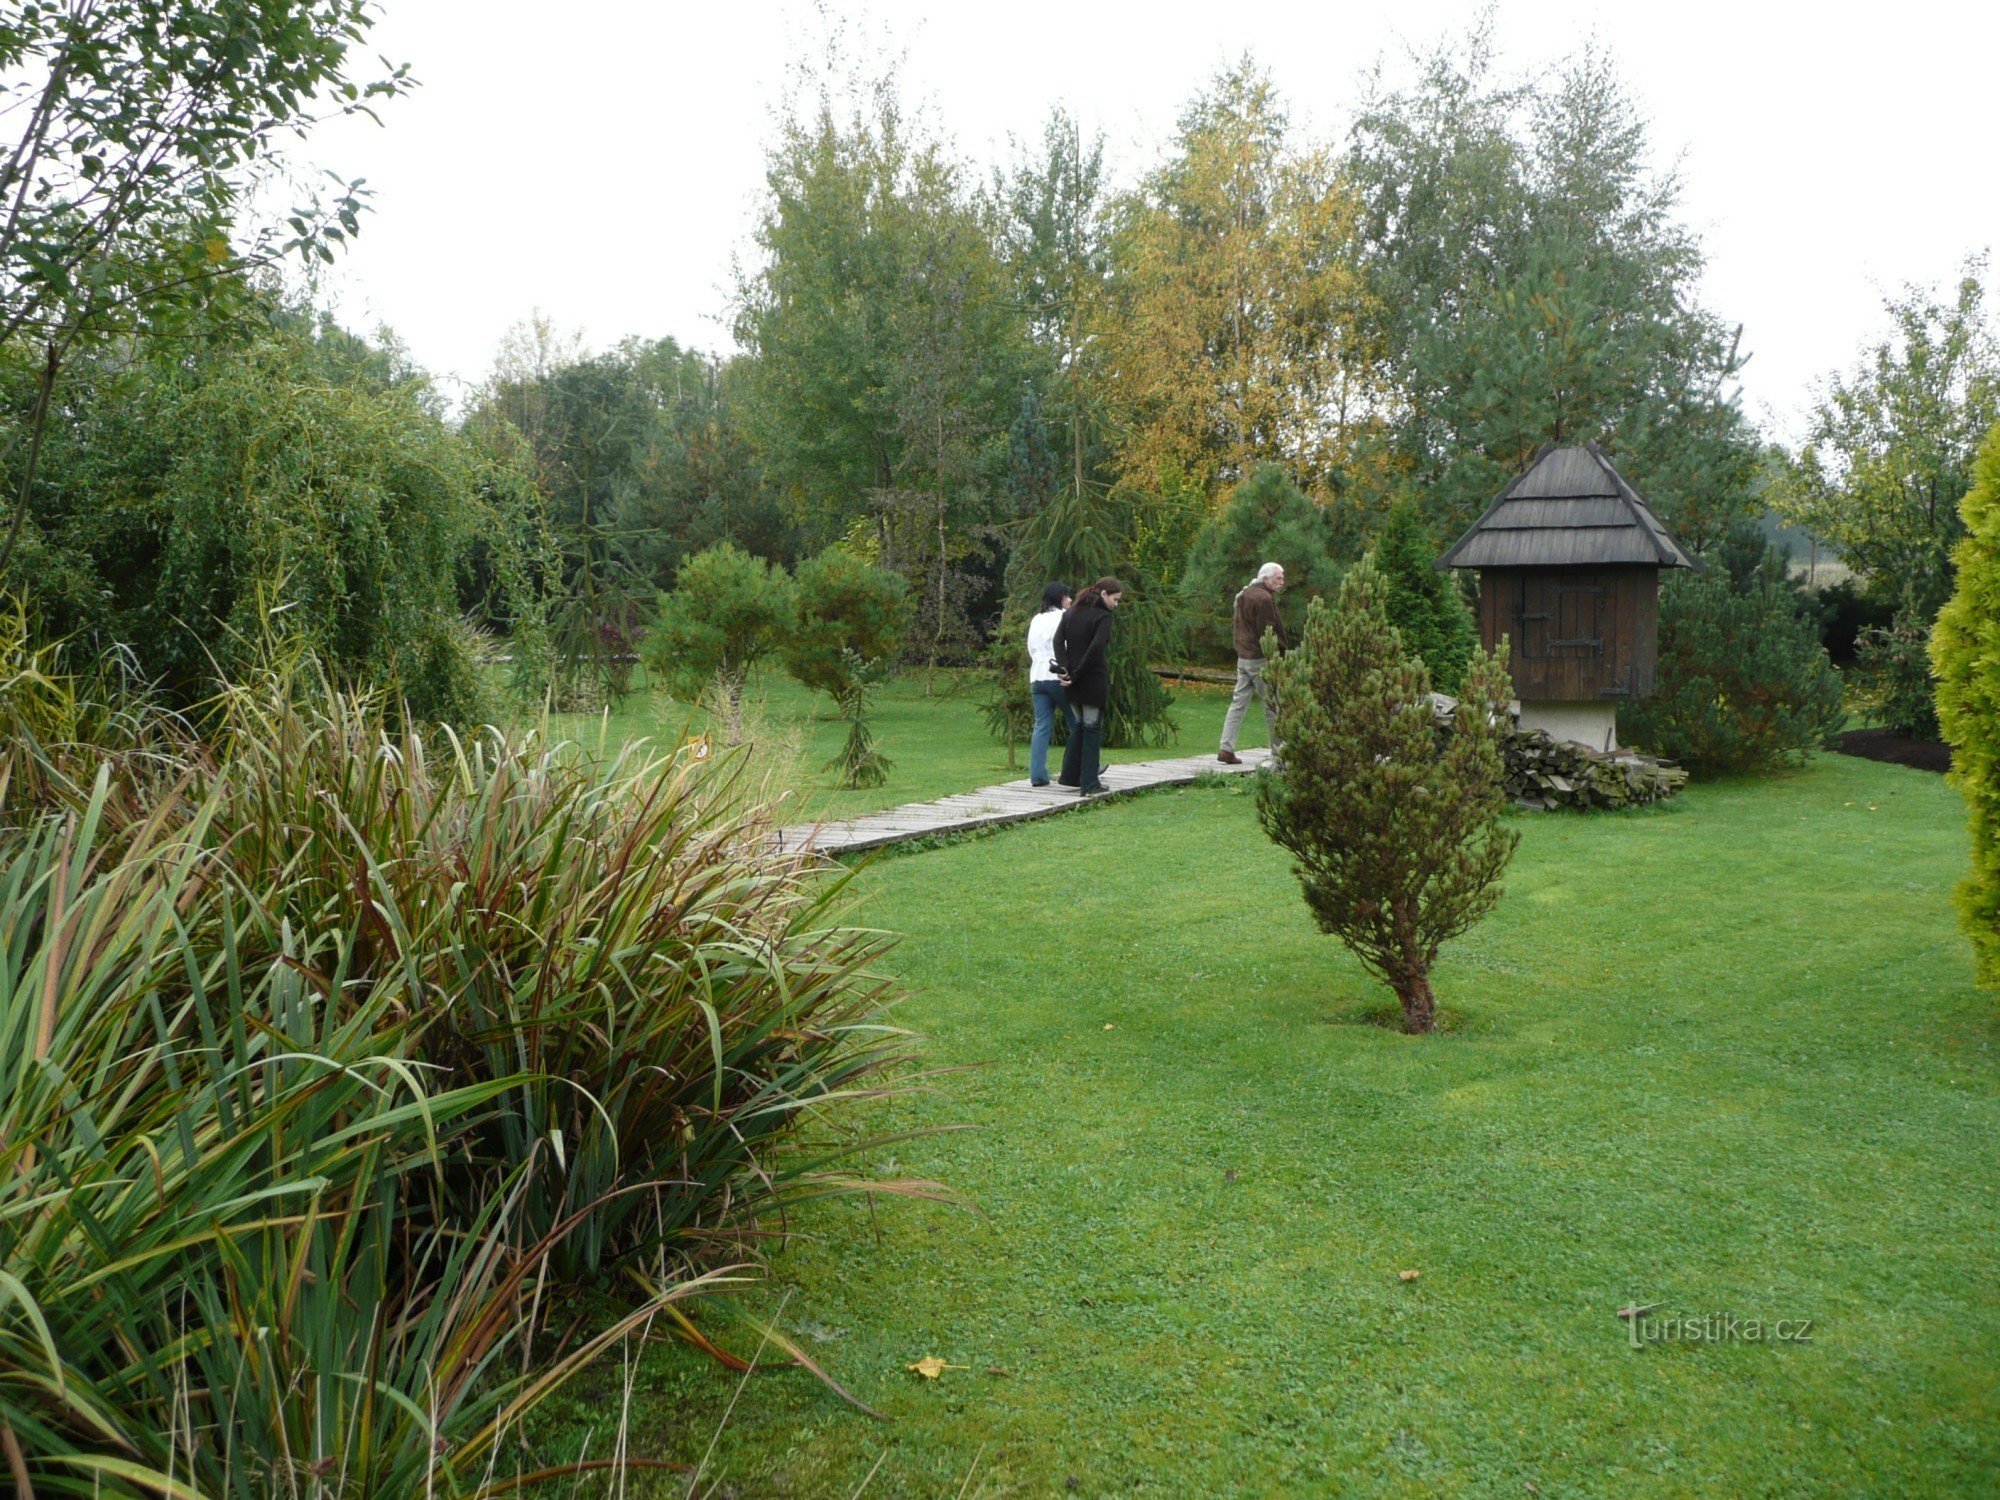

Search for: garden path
xmin=774 ymin=746 xmax=1272 ymax=856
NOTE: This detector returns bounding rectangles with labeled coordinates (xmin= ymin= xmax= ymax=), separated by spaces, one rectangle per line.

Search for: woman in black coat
xmin=1054 ymin=576 xmax=1125 ymax=796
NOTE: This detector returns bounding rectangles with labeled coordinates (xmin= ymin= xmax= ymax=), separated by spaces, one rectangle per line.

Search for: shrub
xmin=12 ymin=325 xmax=516 ymax=725
xmin=1258 ymin=557 xmax=1518 ymax=1032
xmin=1816 ymin=574 xmax=1892 ymax=664
xmin=1619 ymin=567 xmax=1845 ymax=774
xmin=0 ymin=779 xmax=707 ymax=1494
xmin=1932 ymin=420 xmax=2000 ymax=989
xmin=1855 ymin=609 xmax=1941 ymax=739
xmin=0 ymin=660 xmax=924 ymax=1491
xmin=785 ymin=547 xmax=911 ymax=787
xmin=1372 ymin=496 xmax=1478 ymax=694
xmin=1178 ymin=465 xmax=1343 ymax=662
xmin=646 ymin=543 xmax=795 ymax=742
xmin=997 ymin=486 xmax=1176 ymax=748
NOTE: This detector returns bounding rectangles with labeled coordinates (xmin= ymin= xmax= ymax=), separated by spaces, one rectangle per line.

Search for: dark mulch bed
xmin=1835 ymin=728 xmax=1950 ymax=774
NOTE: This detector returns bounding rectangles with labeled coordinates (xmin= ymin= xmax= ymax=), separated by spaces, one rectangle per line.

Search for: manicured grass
xmin=544 ymin=752 xmax=1998 ymax=1495
xmin=540 ymin=666 xmax=1267 ymax=822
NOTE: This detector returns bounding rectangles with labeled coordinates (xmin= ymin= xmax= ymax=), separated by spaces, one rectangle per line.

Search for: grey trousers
xmin=1219 ymin=657 xmax=1276 ymax=751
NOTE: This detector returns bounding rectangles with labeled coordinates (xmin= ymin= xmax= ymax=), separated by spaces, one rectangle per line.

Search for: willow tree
xmin=0 ymin=0 xmax=412 ymax=582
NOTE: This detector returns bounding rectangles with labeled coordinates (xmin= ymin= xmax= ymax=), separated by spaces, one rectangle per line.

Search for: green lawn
xmin=545 ymin=752 xmax=1998 ymax=1496
xmin=539 ymin=667 xmax=1268 ymax=823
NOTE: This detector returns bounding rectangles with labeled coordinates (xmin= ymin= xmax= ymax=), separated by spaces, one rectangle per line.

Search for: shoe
xmin=1030 ymin=779 xmax=1050 ymax=788
xmin=1080 ymin=782 xmax=1110 ymax=796
xmin=1057 ymin=777 xmax=1078 ymax=788
xmin=1217 ymin=749 xmax=1242 ymax=765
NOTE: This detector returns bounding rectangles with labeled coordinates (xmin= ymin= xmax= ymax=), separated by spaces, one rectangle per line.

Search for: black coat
xmin=1055 ymin=603 xmax=1114 ymax=709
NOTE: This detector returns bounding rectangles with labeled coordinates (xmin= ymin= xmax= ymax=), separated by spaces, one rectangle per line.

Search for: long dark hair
xmin=1039 ymin=580 xmax=1071 ymax=611
xmin=1072 ymin=576 xmax=1126 ymax=610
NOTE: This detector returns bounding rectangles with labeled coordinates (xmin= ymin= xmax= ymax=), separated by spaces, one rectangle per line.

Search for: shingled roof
xmin=1434 ymin=443 xmax=1697 ymax=571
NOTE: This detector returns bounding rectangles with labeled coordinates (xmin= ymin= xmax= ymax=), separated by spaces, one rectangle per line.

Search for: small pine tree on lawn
xmin=785 ymin=547 xmax=910 ymax=787
xmin=1372 ymin=496 xmax=1478 ymax=694
xmin=1257 ymin=557 xmax=1519 ymax=1033
xmin=645 ymin=543 xmax=795 ymax=743
xmin=1932 ymin=419 xmax=2000 ymax=990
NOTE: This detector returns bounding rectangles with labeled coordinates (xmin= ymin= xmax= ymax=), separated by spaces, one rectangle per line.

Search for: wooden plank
xmin=775 ymin=747 xmax=1268 ymax=856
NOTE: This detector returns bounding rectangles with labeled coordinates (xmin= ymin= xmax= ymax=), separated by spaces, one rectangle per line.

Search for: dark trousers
xmin=1060 ymin=700 xmax=1104 ymax=789
xmin=1030 ymin=679 xmax=1076 ymax=784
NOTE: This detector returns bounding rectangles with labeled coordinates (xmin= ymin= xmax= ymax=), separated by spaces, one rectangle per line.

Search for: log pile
xmin=1502 ymin=728 xmax=1686 ymax=811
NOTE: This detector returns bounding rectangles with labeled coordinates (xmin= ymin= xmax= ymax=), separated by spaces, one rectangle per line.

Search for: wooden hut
xmin=1435 ymin=443 xmax=1695 ymax=751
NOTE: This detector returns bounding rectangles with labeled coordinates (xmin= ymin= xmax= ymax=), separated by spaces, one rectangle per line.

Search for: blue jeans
xmin=1030 ymin=679 xmax=1076 ymax=784
xmin=1060 ymin=701 xmax=1104 ymax=790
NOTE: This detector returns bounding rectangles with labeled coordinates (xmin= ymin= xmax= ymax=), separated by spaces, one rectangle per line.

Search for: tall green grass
xmin=0 ymin=655 xmax=930 ymax=1495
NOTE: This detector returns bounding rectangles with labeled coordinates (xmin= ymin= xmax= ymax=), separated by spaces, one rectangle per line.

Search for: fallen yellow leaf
xmin=906 ymin=1355 xmax=967 ymax=1379
xmin=1103 ymin=1023 xmax=1115 ymax=1030
xmin=1398 ymin=1269 xmax=1421 ymax=1282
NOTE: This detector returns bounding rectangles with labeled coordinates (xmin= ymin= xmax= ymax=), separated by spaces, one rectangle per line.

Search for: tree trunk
xmin=719 ymin=670 xmax=745 ymax=745
xmin=0 ymin=341 xmax=61 ymax=577
xmin=1394 ymin=969 xmax=1437 ymax=1034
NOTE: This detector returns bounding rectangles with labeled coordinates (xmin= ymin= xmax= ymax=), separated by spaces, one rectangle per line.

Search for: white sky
xmin=310 ymin=1 xmax=2000 ymax=443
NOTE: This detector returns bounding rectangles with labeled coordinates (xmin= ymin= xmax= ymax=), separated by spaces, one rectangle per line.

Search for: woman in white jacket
xmin=1026 ymin=581 xmax=1076 ymax=786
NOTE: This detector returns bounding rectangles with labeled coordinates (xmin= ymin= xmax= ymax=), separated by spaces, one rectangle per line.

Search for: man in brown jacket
xmin=1218 ymin=562 xmax=1285 ymax=764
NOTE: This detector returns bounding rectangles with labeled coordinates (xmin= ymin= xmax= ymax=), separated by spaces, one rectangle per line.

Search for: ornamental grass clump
xmin=0 ymin=655 xmax=929 ymax=1494
xmin=1257 ymin=557 xmax=1518 ymax=1033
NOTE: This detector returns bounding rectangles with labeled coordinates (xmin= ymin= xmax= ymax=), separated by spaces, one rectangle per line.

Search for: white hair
xmin=1256 ymin=561 xmax=1284 ymax=583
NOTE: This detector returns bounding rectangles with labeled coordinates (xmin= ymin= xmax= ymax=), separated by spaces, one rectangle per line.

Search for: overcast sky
xmin=309 ymin=1 xmax=1999 ymax=442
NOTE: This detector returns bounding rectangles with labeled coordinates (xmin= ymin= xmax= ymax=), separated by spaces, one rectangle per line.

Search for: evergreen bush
xmin=1257 ymin=558 xmax=1518 ymax=1032
xmin=646 ymin=543 xmax=796 ymax=742
xmin=1177 ymin=465 xmax=1343 ymax=662
xmin=1932 ymin=420 xmax=2000 ymax=989
xmin=1620 ymin=566 xmax=1845 ymax=774
xmin=1856 ymin=609 xmax=1942 ymax=739
xmin=1372 ymin=497 xmax=1478 ymax=694
xmin=991 ymin=486 xmax=1176 ymax=748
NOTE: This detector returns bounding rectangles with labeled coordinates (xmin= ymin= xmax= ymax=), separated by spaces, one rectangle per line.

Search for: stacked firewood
xmin=1501 ymin=728 xmax=1686 ymax=811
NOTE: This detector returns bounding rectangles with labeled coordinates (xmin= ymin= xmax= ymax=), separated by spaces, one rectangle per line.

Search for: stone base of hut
xmin=1515 ymin=699 xmax=1620 ymax=753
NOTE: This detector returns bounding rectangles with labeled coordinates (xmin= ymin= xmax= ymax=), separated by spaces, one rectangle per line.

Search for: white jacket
xmin=1026 ymin=609 xmax=1062 ymax=682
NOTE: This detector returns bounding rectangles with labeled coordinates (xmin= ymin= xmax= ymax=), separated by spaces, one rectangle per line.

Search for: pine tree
xmin=1177 ymin=466 xmax=1344 ymax=661
xmin=1256 ymin=558 xmax=1517 ymax=1032
xmin=644 ymin=544 xmax=795 ymax=743
xmin=1619 ymin=566 xmax=1844 ymax=774
xmin=991 ymin=486 xmax=1177 ymax=749
xmin=784 ymin=547 xmax=910 ymax=787
xmin=1371 ymin=497 xmax=1477 ymax=694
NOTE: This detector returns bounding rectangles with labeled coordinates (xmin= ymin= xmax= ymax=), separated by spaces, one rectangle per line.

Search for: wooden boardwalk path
xmin=775 ymin=747 xmax=1273 ymax=857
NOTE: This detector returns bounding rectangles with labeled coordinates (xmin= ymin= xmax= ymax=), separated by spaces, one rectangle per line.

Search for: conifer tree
xmin=1931 ymin=421 xmax=2000 ymax=990
xmin=1371 ymin=497 xmax=1477 ymax=694
xmin=993 ymin=486 xmax=1177 ymax=748
xmin=645 ymin=544 xmax=795 ymax=743
xmin=1177 ymin=466 xmax=1344 ymax=661
xmin=1257 ymin=558 xmax=1517 ymax=1032
xmin=785 ymin=547 xmax=910 ymax=787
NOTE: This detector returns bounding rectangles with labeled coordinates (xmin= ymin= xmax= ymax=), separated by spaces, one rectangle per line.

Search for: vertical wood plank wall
xmin=1477 ymin=568 xmax=1659 ymax=700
